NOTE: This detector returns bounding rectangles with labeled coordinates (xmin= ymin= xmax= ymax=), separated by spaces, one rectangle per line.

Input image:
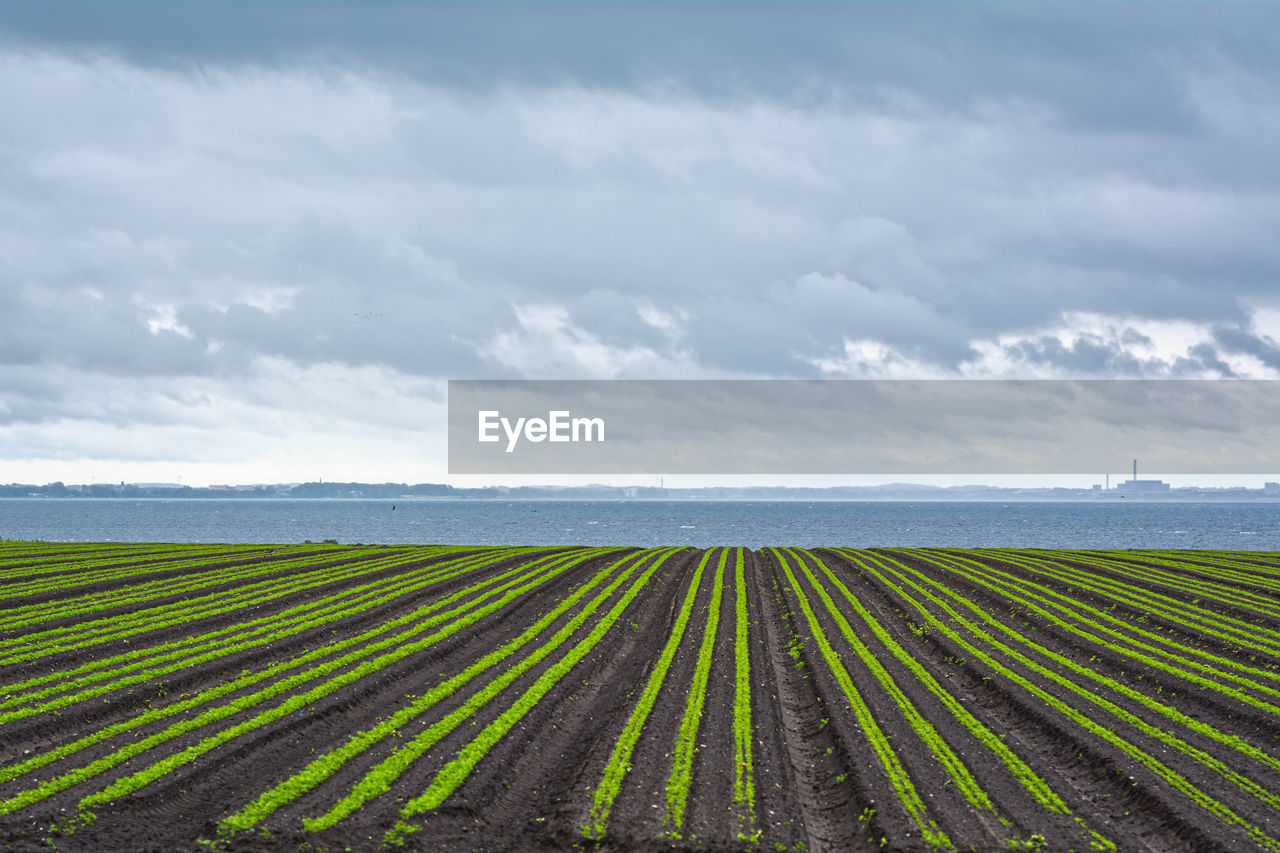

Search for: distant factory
xmin=1106 ymin=459 xmax=1171 ymax=494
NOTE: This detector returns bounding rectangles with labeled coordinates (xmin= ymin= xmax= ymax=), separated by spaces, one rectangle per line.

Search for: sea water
xmin=2 ymin=498 xmax=1279 ymax=549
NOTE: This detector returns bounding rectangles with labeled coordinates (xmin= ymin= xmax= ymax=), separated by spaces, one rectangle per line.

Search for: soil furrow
xmin=0 ymin=543 xmax=1277 ymax=853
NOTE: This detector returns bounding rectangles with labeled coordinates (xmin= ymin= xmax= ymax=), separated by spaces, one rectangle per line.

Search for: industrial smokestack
xmin=1133 ymin=459 xmax=1137 ymax=482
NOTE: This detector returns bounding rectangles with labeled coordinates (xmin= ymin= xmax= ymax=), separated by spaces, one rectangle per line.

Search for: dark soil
xmin=0 ymin=545 xmax=1277 ymax=853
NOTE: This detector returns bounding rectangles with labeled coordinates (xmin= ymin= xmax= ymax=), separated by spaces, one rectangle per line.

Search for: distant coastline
xmin=4 ymin=480 xmax=1280 ymax=501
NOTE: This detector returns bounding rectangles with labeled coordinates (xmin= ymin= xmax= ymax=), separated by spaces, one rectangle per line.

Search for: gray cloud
xmin=5 ymin=4 xmax=1279 ymax=132
xmin=1004 ymin=335 xmax=1157 ymax=377
xmin=2 ymin=5 xmax=1280 ymax=477
xmin=1173 ymin=343 xmax=1238 ymax=378
xmin=4 ymin=50 xmax=1279 ymax=386
xmin=1213 ymin=325 xmax=1280 ymax=371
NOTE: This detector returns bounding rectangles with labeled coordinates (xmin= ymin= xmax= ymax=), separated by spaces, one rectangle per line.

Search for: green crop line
xmin=1177 ymin=555 xmax=1280 ymax=593
xmin=301 ymin=547 xmax=683 ymax=835
xmin=218 ymin=547 xmax=643 ymax=836
xmin=0 ymin=543 xmax=223 ymax=567
xmin=7 ymin=543 xmax=1278 ymax=852
xmin=0 ymin=548 xmax=559 ymax=769
xmin=387 ymin=548 xmax=689 ymax=845
xmin=65 ymin=549 xmax=594 ymax=822
xmin=0 ymin=547 xmax=470 ymax=706
xmin=802 ymin=550 xmax=1076 ymax=822
xmin=1106 ymin=550 xmax=1280 ymax=598
xmin=0 ymin=542 xmax=158 ymax=562
xmin=0 ymin=547 xmax=518 ymax=717
xmin=0 ymin=548 xmax=443 ymax=663
xmin=787 ymin=549 xmax=995 ymax=814
xmin=1062 ymin=550 xmax=1280 ymax=611
xmin=0 ymin=550 xmax=371 ymax=649
xmin=1041 ymin=549 xmax=1280 ymax=627
xmin=928 ymin=549 xmax=1280 ymax=695
xmin=903 ymin=549 xmax=1280 ymax=781
xmin=967 ymin=545 xmax=1280 ymax=666
xmin=0 ymin=544 xmax=260 ymax=583
xmin=989 ymin=551 xmax=1280 ymax=657
xmin=1187 ymin=551 xmax=1280 ymax=580
xmin=0 ymin=549 xmax=575 ymax=791
xmin=0 ymin=547 xmax=357 ymax=630
xmin=0 ymin=547 xmax=499 ymax=695
xmin=0 ymin=545 xmax=398 ymax=614
xmin=581 ymin=548 xmax=713 ymax=842
xmin=771 ymin=548 xmax=952 ymax=851
xmin=0 ymin=546 xmax=395 ymax=633
xmin=846 ymin=549 xmax=1280 ymax=853
xmin=665 ymin=547 xmax=729 ymax=831
xmin=731 ymin=547 xmax=756 ymax=832
xmin=0 ymin=549 xmax=590 ymax=817
xmin=0 ymin=548 xmax=527 ymax=724
xmin=927 ymin=549 xmax=1280 ymax=713
xmin=0 ymin=545 xmax=281 ymax=598
xmin=1 ymin=543 xmax=281 ymax=584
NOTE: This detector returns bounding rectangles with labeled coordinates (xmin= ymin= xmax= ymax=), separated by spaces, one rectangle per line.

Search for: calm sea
xmin=2 ymin=499 xmax=1279 ymax=549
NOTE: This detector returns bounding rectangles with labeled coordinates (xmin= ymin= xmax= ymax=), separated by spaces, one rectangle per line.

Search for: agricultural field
xmin=0 ymin=542 xmax=1278 ymax=852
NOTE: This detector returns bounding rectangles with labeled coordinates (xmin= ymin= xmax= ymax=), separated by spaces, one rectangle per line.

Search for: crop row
xmin=834 ymin=547 xmax=1280 ymax=852
xmin=0 ymin=547 xmax=488 ymax=663
xmin=0 ymin=544 xmax=276 ymax=592
xmin=0 ymin=543 xmax=1277 ymax=853
xmin=0 ymin=548 xmax=540 ymax=725
xmin=0 ymin=546 xmax=611 ymax=825
xmin=0 ymin=543 xmax=251 ymax=578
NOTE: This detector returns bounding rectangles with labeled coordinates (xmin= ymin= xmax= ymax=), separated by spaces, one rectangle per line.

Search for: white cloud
xmin=481 ymin=305 xmax=678 ymax=378
xmin=0 ymin=358 xmax=448 ymax=485
xmin=2 ymin=44 xmax=1279 ymax=479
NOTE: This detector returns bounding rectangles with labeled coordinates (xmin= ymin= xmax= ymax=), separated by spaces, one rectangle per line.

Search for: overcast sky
xmin=3 ymin=1 xmax=1280 ymax=486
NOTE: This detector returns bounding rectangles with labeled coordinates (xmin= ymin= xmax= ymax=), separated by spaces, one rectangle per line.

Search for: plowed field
xmin=1 ymin=542 xmax=1278 ymax=852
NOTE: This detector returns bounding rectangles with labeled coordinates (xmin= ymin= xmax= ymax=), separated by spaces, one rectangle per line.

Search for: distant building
xmin=1113 ymin=458 xmax=1171 ymax=493
xmin=1114 ymin=479 xmax=1171 ymax=493
xmin=1265 ymin=482 xmax=1280 ymax=496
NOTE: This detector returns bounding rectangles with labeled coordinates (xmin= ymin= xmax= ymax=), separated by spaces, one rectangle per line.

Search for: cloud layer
xmin=3 ymin=3 xmax=1280 ymax=480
